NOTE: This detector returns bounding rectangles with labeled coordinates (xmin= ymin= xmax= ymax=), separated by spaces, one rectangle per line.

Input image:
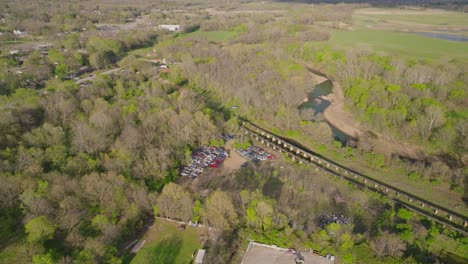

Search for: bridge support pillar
xmin=434 ymin=209 xmax=438 ymax=214
xmin=448 ymin=215 xmax=452 ymax=221
xmin=464 ymin=221 xmax=467 ymax=228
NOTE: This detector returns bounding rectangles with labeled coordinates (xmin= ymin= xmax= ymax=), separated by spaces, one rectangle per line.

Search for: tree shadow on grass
xmin=149 ymin=236 xmax=184 ymax=264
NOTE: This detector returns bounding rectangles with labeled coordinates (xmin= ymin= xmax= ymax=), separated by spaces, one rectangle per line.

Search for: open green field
xmin=179 ymin=30 xmax=238 ymax=42
xmin=331 ymin=29 xmax=468 ymax=61
xmin=130 ymin=219 xmax=202 ymax=264
xmin=355 ymin=8 xmax=468 ymax=26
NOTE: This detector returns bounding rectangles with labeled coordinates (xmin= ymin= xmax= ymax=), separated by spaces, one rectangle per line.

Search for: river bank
xmin=304 ymin=66 xmax=430 ymax=161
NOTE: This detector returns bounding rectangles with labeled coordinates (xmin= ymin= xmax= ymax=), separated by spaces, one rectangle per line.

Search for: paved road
xmin=76 ymin=67 xmax=121 ymax=84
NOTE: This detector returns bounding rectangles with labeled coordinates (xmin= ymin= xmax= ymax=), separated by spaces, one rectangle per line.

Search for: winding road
xmin=76 ymin=67 xmax=121 ymax=84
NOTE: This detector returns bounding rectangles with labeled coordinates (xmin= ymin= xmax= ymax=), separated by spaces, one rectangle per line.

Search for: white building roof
xmin=158 ymin=24 xmax=180 ymax=32
xmin=195 ymin=249 xmax=206 ymax=264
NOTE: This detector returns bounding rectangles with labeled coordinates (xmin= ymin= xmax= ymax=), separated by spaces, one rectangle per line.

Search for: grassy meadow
xmin=129 ymin=219 xmax=202 ymax=264
xmin=354 ymin=8 xmax=468 ymax=26
xmin=328 ymin=8 xmax=468 ymax=61
xmin=331 ymin=29 xmax=468 ymax=61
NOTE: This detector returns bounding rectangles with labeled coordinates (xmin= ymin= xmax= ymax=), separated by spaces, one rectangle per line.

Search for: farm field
xmin=129 ymin=219 xmax=203 ymax=264
xmin=355 ymin=8 xmax=468 ymax=26
xmin=330 ymin=28 xmax=468 ymax=61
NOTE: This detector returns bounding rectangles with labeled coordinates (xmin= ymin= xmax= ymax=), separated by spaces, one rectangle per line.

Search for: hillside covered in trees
xmin=0 ymin=0 xmax=467 ymax=263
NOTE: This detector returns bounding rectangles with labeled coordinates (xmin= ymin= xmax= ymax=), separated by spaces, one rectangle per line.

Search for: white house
xmin=157 ymin=24 xmax=180 ymax=32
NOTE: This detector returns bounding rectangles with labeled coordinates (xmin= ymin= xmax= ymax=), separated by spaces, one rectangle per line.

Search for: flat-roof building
xmin=241 ymin=242 xmax=334 ymax=264
xmin=157 ymin=24 xmax=180 ymax=32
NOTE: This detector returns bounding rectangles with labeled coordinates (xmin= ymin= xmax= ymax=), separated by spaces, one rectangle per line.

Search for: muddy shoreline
xmin=303 ymin=65 xmax=456 ymax=164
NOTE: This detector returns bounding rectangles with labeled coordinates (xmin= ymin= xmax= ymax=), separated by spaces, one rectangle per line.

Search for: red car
xmin=210 ymin=163 xmax=218 ymax=168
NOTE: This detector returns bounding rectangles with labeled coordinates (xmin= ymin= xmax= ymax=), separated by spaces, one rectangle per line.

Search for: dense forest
xmin=0 ymin=0 xmax=467 ymax=263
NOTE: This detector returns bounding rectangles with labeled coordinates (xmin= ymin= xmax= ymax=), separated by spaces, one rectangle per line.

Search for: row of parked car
xmin=236 ymin=145 xmax=275 ymax=163
xmin=180 ymin=134 xmax=235 ymax=178
xmin=180 ymin=146 xmax=229 ymax=178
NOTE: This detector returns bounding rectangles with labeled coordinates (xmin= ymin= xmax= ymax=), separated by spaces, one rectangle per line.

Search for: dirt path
xmin=322 ymin=80 xmax=363 ymax=139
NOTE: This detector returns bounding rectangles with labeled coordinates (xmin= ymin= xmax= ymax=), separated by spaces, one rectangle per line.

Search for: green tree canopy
xmin=25 ymin=216 xmax=56 ymax=244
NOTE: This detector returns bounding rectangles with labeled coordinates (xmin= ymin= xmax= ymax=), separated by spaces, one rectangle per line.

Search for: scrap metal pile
xmin=180 ymin=134 xmax=234 ymax=178
xmin=180 ymin=147 xmax=228 ymax=178
xmin=236 ymin=146 xmax=275 ymax=162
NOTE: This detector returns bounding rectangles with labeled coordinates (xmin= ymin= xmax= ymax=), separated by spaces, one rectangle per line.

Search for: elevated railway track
xmin=239 ymin=119 xmax=468 ymax=236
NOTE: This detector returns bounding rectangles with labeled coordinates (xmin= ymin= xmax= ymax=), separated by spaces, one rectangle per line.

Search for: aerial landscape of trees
xmin=0 ymin=0 xmax=467 ymax=263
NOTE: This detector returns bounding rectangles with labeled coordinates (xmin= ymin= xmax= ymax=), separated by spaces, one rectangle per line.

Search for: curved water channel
xmin=299 ymin=80 xmax=351 ymax=144
xmin=414 ymin=32 xmax=468 ymax=42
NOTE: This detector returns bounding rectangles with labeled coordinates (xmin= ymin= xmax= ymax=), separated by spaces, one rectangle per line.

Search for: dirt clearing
xmin=223 ymin=140 xmax=248 ymax=173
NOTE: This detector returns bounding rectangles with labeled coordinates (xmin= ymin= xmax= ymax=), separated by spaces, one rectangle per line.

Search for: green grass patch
xmin=355 ymin=12 xmax=468 ymax=27
xmin=130 ymin=219 xmax=202 ymax=264
xmin=178 ymin=30 xmax=238 ymax=42
xmin=331 ymin=29 xmax=468 ymax=61
xmin=127 ymin=47 xmax=154 ymax=57
xmin=429 ymin=234 xmax=468 ymax=259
